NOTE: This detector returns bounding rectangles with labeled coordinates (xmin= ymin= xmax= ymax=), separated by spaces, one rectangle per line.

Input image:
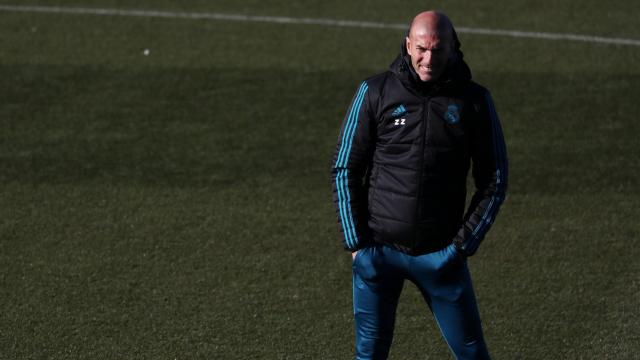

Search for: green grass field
xmin=1 ymin=1 xmax=639 ymax=358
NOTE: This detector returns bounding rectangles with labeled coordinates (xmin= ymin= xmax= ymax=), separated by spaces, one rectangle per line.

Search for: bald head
xmin=405 ymin=11 xmax=456 ymax=82
xmin=408 ymin=11 xmax=454 ymax=41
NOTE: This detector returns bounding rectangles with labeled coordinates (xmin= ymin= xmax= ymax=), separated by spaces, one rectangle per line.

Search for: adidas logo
xmin=391 ymin=104 xmax=407 ymax=117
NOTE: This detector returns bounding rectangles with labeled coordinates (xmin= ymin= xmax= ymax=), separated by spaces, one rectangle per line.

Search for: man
xmin=330 ymin=11 xmax=507 ymax=360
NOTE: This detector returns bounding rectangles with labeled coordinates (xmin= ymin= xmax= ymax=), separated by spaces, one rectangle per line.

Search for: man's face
xmin=406 ymin=31 xmax=453 ymax=82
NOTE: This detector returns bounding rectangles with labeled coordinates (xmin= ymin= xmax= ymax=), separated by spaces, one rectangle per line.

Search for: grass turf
xmin=1 ymin=1 xmax=639 ymax=358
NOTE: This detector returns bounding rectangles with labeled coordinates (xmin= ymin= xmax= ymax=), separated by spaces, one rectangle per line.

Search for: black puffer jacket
xmin=331 ymin=32 xmax=508 ymax=256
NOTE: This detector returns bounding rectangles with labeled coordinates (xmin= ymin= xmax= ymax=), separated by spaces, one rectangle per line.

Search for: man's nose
xmin=423 ymin=50 xmax=433 ymax=65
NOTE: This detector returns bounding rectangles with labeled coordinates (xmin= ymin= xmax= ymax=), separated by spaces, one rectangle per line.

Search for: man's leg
xmin=410 ymin=245 xmax=490 ymax=359
xmin=352 ymin=245 xmax=405 ymax=360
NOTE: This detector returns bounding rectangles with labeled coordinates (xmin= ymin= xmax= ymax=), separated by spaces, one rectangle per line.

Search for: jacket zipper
xmin=413 ymin=97 xmax=431 ymax=247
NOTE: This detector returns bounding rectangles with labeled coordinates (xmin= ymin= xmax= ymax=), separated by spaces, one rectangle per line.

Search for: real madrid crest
xmin=444 ymin=104 xmax=460 ymax=124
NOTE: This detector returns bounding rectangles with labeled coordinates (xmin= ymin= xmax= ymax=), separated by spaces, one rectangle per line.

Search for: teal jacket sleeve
xmin=330 ymin=81 xmax=375 ymax=251
xmin=453 ymin=90 xmax=508 ymax=256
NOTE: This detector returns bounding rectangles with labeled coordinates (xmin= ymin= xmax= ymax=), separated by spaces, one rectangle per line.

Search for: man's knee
xmin=355 ymin=332 xmax=393 ymax=360
xmin=450 ymin=337 xmax=491 ymax=360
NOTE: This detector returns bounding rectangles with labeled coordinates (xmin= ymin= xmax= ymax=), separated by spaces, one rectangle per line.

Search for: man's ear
xmin=405 ymin=36 xmax=411 ymax=55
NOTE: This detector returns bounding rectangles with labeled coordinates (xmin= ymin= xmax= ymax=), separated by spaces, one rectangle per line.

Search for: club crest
xmin=444 ymin=104 xmax=460 ymax=124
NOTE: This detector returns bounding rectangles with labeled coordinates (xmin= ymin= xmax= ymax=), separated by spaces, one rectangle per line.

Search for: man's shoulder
xmin=466 ymin=80 xmax=490 ymax=96
xmin=462 ymin=81 xmax=493 ymax=106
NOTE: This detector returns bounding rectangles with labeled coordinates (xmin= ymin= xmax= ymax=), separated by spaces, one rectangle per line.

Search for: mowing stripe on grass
xmin=1 ymin=4 xmax=639 ymax=47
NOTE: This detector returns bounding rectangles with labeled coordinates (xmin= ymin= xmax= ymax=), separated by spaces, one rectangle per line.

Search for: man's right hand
xmin=352 ymin=251 xmax=358 ymax=260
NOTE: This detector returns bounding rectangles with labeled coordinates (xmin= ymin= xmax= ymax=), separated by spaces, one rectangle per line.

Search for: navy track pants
xmin=352 ymin=243 xmax=490 ymax=360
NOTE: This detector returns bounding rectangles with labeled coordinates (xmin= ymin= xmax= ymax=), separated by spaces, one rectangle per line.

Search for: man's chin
xmin=419 ymin=73 xmax=435 ymax=82
xmin=420 ymin=69 xmax=447 ymax=83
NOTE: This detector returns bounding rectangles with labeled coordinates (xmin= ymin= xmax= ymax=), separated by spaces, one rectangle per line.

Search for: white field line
xmin=1 ymin=4 xmax=640 ymax=47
